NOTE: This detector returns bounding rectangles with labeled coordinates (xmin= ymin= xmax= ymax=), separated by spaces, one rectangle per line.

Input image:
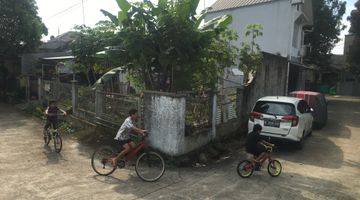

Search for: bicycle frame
xmin=123 ymin=138 xmax=147 ymax=161
xmin=250 ymin=147 xmax=274 ymax=167
xmin=256 ymin=152 xmax=272 ymax=165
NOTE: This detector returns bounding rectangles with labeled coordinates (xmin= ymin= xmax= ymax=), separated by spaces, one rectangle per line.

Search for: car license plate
xmin=264 ymin=119 xmax=280 ymax=128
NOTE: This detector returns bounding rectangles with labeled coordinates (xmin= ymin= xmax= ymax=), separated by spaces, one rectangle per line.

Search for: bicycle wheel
xmin=135 ymin=151 xmax=165 ymax=182
xmin=267 ymin=160 xmax=282 ymax=177
xmin=54 ymin=133 xmax=62 ymax=153
xmin=91 ymin=146 xmax=117 ymax=176
xmin=44 ymin=130 xmax=51 ymax=146
xmin=237 ymin=160 xmax=254 ymax=178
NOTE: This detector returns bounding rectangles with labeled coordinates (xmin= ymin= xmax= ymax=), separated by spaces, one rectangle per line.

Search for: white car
xmin=248 ymin=96 xmax=313 ymax=148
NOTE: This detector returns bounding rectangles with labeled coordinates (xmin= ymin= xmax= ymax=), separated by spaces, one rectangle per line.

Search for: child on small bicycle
xmin=111 ymin=109 xmax=147 ymax=166
xmin=43 ymin=100 xmax=67 ymax=137
xmin=246 ymin=124 xmax=274 ymax=166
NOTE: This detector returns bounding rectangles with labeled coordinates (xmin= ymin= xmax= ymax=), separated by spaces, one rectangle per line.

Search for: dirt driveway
xmin=0 ymin=96 xmax=359 ymax=200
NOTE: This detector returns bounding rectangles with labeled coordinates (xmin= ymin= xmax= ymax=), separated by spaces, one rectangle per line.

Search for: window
xmin=253 ymin=101 xmax=296 ymax=116
xmin=297 ymin=100 xmax=310 ymax=114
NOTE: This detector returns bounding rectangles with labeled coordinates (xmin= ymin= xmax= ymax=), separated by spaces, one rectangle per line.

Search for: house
xmin=206 ymin=0 xmax=314 ymax=93
xmin=21 ymin=32 xmax=78 ymax=77
xmin=21 ymin=32 xmax=78 ymax=100
xmin=328 ymin=34 xmax=360 ymax=96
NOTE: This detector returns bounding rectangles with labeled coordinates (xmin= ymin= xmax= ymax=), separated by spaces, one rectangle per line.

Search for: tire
xmin=54 ymin=133 xmax=62 ymax=153
xmin=308 ymin=130 xmax=313 ymax=137
xmin=91 ymin=146 xmax=117 ymax=176
xmin=295 ymin=132 xmax=305 ymax=150
xmin=237 ymin=160 xmax=254 ymax=178
xmin=267 ymin=160 xmax=282 ymax=177
xmin=135 ymin=151 xmax=165 ymax=182
xmin=44 ymin=130 xmax=51 ymax=146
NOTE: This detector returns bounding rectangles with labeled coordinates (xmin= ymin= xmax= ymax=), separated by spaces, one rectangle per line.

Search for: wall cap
xmin=144 ymin=90 xmax=187 ymax=98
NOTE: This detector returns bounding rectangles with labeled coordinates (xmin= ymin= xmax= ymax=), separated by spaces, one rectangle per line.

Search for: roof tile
xmin=209 ymin=0 xmax=272 ymax=13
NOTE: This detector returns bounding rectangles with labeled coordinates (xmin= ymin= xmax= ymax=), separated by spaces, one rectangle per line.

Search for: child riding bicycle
xmin=111 ymin=109 xmax=147 ymax=166
xmin=246 ymin=124 xmax=274 ymax=169
xmin=43 ymin=100 xmax=67 ymax=138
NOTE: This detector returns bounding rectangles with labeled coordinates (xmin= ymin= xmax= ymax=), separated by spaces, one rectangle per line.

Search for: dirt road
xmin=0 ymin=96 xmax=359 ymax=200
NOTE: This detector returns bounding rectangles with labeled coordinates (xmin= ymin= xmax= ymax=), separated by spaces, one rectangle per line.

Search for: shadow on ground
xmin=208 ymin=171 xmax=358 ymax=200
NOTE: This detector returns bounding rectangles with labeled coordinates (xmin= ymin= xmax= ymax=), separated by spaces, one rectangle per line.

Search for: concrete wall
xmin=240 ymin=52 xmax=289 ymax=115
xmin=144 ymin=91 xmax=238 ymax=156
xmin=338 ymin=72 xmax=360 ymax=96
xmin=142 ymin=54 xmax=289 ymax=156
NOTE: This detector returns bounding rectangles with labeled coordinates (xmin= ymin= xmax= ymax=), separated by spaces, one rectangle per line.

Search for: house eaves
xmin=208 ymin=0 xmax=273 ymax=13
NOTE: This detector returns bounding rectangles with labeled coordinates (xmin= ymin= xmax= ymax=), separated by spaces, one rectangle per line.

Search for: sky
xmin=36 ymin=0 xmax=356 ymax=55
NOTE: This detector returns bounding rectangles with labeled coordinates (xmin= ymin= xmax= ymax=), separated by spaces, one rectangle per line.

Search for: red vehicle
xmin=289 ymin=91 xmax=328 ymax=128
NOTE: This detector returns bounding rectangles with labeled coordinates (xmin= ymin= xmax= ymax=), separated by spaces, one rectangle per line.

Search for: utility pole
xmin=81 ymin=0 xmax=85 ymax=25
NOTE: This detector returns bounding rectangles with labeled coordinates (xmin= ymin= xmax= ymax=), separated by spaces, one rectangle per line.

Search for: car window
xmin=253 ymin=101 xmax=295 ymax=116
xmin=298 ymin=100 xmax=310 ymax=114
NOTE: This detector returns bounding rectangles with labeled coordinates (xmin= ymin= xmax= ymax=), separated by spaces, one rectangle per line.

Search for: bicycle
xmin=91 ymin=133 xmax=165 ymax=182
xmin=43 ymin=114 xmax=65 ymax=153
xmin=237 ymin=145 xmax=282 ymax=178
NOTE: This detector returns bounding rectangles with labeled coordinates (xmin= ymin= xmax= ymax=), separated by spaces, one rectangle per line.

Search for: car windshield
xmin=253 ymin=101 xmax=295 ymax=116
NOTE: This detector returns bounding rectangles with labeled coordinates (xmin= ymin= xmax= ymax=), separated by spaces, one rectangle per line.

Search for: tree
xmin=0 ymin=0 xmax=47 ymax=97
xmin=239 ymin=24 xmax=263 ymax=84
xmin=71 ymin=21 xmax=117 ymax=85
xmin=100 ymin=0 xmax=238 ymax=92
xmin=347 ymin=0 xmax=360 ymax=78
xmin=305 ymin=0 xmax=346 ymax=67
xmin=0 ymin=0 xmax=48 ymax=59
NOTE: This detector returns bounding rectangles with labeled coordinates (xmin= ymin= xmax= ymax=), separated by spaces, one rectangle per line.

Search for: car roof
xmin=257 ymin=96 xmax=301 ymax=104
xmin=290 ymin=91 xmax=322 ymax=96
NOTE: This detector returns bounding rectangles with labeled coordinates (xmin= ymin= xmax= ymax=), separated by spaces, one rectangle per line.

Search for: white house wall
xmin=206 ymin=0 xmax=298 ymax=59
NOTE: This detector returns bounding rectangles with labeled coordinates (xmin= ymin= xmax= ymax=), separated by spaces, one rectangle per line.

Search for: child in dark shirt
xmin=44 ymin=100 xmax=66 ymax=134
xmin=246 ymin=124 xmax=274 ymax=162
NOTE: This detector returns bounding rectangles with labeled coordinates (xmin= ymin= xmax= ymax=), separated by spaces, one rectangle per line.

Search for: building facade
xmin=206 ymin=0 xmax=314 ymax=93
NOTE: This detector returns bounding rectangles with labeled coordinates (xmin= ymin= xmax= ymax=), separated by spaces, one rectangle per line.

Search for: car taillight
xmin=282 ymin=115 xmax=299 ymax=127
xmin=250 ymin=112 xmax=263 ymax=122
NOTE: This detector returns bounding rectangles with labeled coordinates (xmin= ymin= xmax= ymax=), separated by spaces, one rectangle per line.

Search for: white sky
xmin=36 ymin=0 xmax=355 ymax=55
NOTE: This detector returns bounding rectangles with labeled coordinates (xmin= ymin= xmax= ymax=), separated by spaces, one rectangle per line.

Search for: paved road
xmin=0 ymin=96 xmax=359 ymax=200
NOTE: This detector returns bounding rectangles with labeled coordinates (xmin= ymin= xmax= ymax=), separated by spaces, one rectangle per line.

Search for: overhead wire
xmin=46 ymin=0 xmax=89 ymax=21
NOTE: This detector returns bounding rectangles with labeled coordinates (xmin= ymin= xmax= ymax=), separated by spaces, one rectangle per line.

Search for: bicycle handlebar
xmin=265 ymin=145 xmax=275 ymax=152
xmin=130 ymin=132 xmax=149 ymax=140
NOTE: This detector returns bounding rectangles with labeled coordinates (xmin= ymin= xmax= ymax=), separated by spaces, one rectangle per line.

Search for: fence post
xmin=26 ymin=76 xmax=30 ymax=102
xmin=38 ymin=77 xmax=42 ymax=102
xmin=71 ymin=80 xmax=78 ymax=115
xmin=95 ymin=84 xmax=104 ymax=118
xmin=210 ymin=93 xmax=217 ymax=140
xmin=236 ymin=88 xmax=244 ymax=120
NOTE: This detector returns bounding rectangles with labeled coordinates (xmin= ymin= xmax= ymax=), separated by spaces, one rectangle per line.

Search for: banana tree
xmin=100 ymin=0 xmax=237 ymax=92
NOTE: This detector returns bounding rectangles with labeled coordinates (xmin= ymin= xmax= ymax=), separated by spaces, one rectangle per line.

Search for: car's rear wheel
xmin=308 ymin=129 xmax=313 ymax=137
xmin=295 ymin=132 xmax=305 ymax=150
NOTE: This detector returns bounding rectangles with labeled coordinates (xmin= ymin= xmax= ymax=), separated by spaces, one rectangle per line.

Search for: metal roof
xmin=258 ymin=96 xmax=301 ymax=104
xmin=42 ymin=56 xmax=75 ymax=60
xmin=208 ymin=0 xmax=272 ymax=13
